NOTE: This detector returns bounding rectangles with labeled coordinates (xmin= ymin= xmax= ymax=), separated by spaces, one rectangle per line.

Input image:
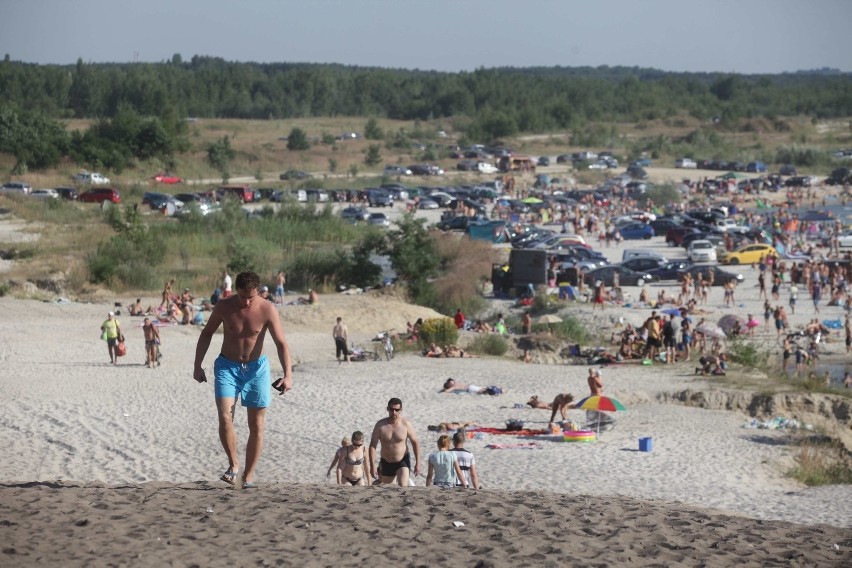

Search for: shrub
xmin=466 ymin=333 xmax=508 ymax=356
xmin=789 ymin=440 xmax=852 ymax=486
xmin=418 ymin=317 xmax=458 ymax=348
xmin=728 ymin=339 xmax=769 ymax=370
xmin=534 ymin=315 xmax=591 ymax=343
xmin=0 ymin=281 xmax=10 ymax=297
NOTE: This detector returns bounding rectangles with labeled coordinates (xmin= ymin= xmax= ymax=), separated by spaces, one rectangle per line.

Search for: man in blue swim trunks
xmin=193 ymin=271 xmax=293 ymax=489
xmin=369 ymin=398 xmax=421 ymax=487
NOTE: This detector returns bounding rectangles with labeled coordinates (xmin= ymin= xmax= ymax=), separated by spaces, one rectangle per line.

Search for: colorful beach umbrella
xmin=573 ymin=395 xmax=627 ymax=412
xmin=573 ymin=395 xmax=626 ymax=435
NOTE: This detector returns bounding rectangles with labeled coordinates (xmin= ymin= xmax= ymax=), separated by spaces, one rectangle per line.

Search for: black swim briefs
xmin=379 ymin=452 xmax=411 ymax=477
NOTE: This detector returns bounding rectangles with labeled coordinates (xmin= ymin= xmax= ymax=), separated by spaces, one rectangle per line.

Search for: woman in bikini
xmin=337 ymin=431 xmax=369 ymax=486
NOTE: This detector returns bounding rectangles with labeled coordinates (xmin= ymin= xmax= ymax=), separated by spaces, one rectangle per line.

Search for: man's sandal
xmin=220 ymin=468 xmax=237 ymax=485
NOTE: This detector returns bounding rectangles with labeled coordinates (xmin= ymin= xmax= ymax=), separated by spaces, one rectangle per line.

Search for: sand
xmin=1 ymin=201 xmax=852 ymax=565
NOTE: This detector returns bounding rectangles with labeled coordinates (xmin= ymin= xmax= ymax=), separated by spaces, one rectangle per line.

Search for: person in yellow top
xmin=101 ymin=311 xmax=123 ymax=365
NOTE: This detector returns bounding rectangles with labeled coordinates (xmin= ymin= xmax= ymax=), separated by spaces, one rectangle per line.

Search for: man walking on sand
xmin=143 ymin=317 xmax=161 ymax=368
xmin=333 ymin=316 xmax=350 ymax=363
xmin=193 ymin=271 xmax=293 ymax=489
xmin=369 ymin=398 xmax=421 ymax=486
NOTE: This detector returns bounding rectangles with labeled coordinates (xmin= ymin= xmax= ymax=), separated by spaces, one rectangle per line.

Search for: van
xmin=622 ymin=249 xmax=668 ymax=263
xmin=219 ymin=185 xmax=254 ymax=203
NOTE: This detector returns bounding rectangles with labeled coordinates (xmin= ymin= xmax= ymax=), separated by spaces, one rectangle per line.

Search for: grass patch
xmin=465 ymin=334 xmax=509 ymax=356
xmin=789 ymin=439 xmax=852 ymax=486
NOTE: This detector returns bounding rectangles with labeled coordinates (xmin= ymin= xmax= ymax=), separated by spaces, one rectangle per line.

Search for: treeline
xmin=1 ymin=56 xmax=851 ymax=171
xmin=2 ymin=56 xmax=851 ymax=125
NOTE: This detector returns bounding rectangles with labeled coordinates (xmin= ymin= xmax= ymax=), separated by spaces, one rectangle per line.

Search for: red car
xmin=79 ymin=188 xmax=121 ymax=203
xmin=153 ymin=172 xmax=183 ymax=184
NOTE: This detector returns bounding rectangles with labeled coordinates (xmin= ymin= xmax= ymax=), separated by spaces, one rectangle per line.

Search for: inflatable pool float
xmin=562 ymin=430 xmax=596 ymax=443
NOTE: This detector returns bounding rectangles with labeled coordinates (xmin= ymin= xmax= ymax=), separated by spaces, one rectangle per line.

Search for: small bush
xmin=541 ymin=315 xmax=591 ymax=343
xmin=789 ymin=440 xmax=852 ymax=486
xmin=418 ymin=317 xmax=458 ymax=348
xmin=466 ymin=333 xmax=509 ymax=356
xmin=728 ymin=339 xmax=769 ymax=370
xmin=0 ymin=281 xmax=10 ymax=297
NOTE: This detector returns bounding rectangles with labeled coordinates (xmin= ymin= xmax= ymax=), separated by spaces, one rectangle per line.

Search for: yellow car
xmin=720 ymin=243 xmax=777 ymax=265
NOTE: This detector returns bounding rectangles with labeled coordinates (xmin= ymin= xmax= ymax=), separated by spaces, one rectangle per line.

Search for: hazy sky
xmin=2 ymin=0 xmax=851 ymax=74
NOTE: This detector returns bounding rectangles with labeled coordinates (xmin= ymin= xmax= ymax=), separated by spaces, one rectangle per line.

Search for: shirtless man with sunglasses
xmin=369 ymin=398 xmax=421 ymax=486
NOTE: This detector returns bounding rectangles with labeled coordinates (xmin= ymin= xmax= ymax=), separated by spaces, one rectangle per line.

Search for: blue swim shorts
xmin=275 ymin=285 xmax=285 ymax=297
xmin=214 ymin=354 xmax=271 ymax=408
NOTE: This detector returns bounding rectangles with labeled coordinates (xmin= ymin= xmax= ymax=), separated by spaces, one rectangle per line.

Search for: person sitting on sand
xmin=129 ymin=299 xmax=145 ymax=316
xmin=297 ymin=289 xmax=319 ymax=305
xmin=424 ymin=343 xmax=444 ymax=357
xmin=473 ymin=320 xmax=492 ymax=333
xmin=526 ymin=395 xmax=550 ymax=409
xmin=440 ymin=378 xmax=505 ymax=395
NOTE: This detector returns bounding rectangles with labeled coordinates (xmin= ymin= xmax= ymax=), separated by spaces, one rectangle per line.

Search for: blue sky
xmin=2 ymin=0 xmax=851 ymax=73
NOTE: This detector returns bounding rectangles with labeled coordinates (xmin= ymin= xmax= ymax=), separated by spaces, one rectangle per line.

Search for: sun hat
xmin=108 ymin=311 xmax=115 ymax=316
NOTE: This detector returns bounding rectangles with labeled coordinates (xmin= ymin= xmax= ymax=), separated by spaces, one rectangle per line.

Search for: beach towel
xmin=486 ymin=442 xmax=542 ymax=450
xmin=472 ymin=427 xmax=549 ymax=437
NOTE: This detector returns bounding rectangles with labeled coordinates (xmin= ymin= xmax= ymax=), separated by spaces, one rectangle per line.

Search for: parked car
xmin=279 ymin=170 xmax=311 ymax=181
xmin=0 ymin=182 xmax=32 ymax=195
xmin=647 ymin=260 xmax=692 ymax=281
xmin=409 ymin=164 xmax=444 ymax=176
xmin=675 ymin=158 xmax=697 ymax=169
xmin=620 ymin=257 xmax=667 ymax=273
xmin=649 ymin=217 xmax=680 ymax=233
xmin=29 ymin=188 xmax=59 ymax=200
xmin=826 ymin=167 xmax=851 ymax=185
xmin=340 ymin=206 xmax=370 ymax=222
xmin=687 ymin=240 xmax=718 ymax=262
xmin=383 ymin=165 xmax=412 ymax=176
xmin=73 ymin=171 xmax=111 ymax=185
xmin=476 ymin=161 xmax=499 ymax=174
xmin=719 ymin=243 xmax=777 ymax=265
xmin=305 ymin=189 xmax=329 ymax=202
xmin=368 ymin=212 xmax=391 ymax=227
xmin=143 ymin=192 xmax=184 ymax=212
xmin=456 ymin=160 xmax=478 ymax=171
xmin=537 ymin=156 xmax=551 ymax=166
xmin=677 ymin=265 xmax=744 ymax=286
xmin=630 ymin=158 xmax=652 ymax=167
xmin=746 ymin=161 xmax=767 ymax=173
xmin=779 ymin=164 xmax=797 ymax=176
xmin=175 ymin=193 xmax=215 ymax=215
xmin=152 ymin=172 xmax=183 ymax=184
xmin=367 ymin=189 xmax=393 ymax=207
xmin=437 ymin=215 xmax=473 ymax=231
xmin=584 ymin=265 xmax=658 ymax=287
xmin=79 ymin=188 xmax=121 ymax=203
xmin=837 ymin=230 xmax=852 ymax=248
xmin=417 ymin=197 xmax=439 ymax=209
xmin=55 ymin=187 xmax=78 ymax=200
xmin=619 ymin=222 xmax=655 ymax=240
xmin=666 ymin=226 xmax=702 ymax=247
xmin=218 ymin=185 xmax=254 ymax=203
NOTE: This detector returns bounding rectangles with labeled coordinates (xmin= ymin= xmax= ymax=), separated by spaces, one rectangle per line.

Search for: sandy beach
xmin=1 ymin=236 xmax=852 ymax=565
xmin=1 ymin=204 xmax=852 ymax=565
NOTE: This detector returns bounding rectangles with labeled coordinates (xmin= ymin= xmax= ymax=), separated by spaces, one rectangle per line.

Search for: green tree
xmin=364 ymin=117 xmax=384 ymax=140
xmin=385 ymin=214 xmax=440 ymax=304
xmin=286 ymin=127 xmax=310 ymax=150
xmin=206 ymin=135 xmax=235 ymax=180
xmin=364 ymin=143 xmax=382 ymax=166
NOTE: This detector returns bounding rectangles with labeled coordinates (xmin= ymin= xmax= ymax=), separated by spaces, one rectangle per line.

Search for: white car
xmin=29 ymin=188 xmax=59 ymax=200
xmin=838 ymin=230 xmax=852 ymax=248
xmin=688 ymin=240 xmax=718 ymax=262
xmin=417 ymin=197 xmax=439 ymax=210
xmin=476 ymin=161 xmax=498 ymax=174
xmin=73 ymin=171 xmax=111 ymax=185
xmin=675 ymin=158 xmax=697 ymax=169
xmin=0 ymin=182 xmax=32 ymax=195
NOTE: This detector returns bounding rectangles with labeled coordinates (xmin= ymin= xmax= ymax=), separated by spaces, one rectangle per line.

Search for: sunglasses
xmin=352 ymin=443 xmax=363 ymax=447
xmin=388 ymin=407 xmax=402 ymax=413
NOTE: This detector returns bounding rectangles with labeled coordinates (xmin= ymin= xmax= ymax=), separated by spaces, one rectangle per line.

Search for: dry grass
xmin=789 ymin=438 xmax=852 ymax=486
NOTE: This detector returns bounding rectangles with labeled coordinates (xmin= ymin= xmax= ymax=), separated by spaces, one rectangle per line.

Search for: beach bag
xmin=505 ymin=419 xmax=524 ymax=431
xmin=101 ymin=330 xmax=108 ymax=341
xmin=115 ymin=340 xmax=127 ymax=357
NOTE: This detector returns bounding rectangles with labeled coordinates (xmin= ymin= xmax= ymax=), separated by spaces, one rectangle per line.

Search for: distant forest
xmin=1 ymin=56 xmax=850 ymax=172
xmin=2 ymin=56 xmax=851 ymax=125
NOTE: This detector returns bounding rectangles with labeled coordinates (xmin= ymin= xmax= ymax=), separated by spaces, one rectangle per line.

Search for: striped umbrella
xmin=572 ymin=395 xmax=626 ymax=434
